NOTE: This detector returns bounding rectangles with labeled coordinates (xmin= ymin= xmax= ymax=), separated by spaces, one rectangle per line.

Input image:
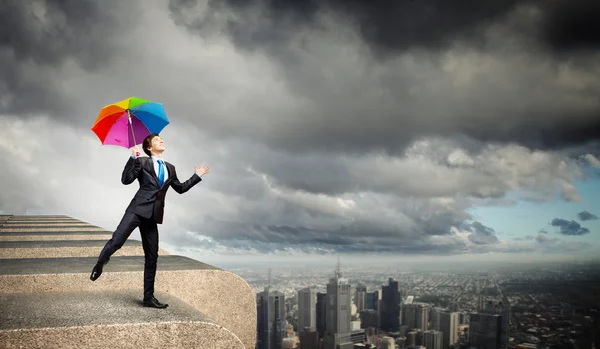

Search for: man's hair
xmin=142 ymin=133 xmax=160 ymax=157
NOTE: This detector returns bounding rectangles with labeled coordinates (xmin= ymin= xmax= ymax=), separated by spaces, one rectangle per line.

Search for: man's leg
xmin=91 ymin=211 xmax=140 ymax=281
xmin=139 ymin=217 xmax=167 ymax=308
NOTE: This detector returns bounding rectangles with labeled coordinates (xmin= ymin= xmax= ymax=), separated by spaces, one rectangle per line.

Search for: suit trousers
xmin=97 ymin=211 xmax=159 ymax=301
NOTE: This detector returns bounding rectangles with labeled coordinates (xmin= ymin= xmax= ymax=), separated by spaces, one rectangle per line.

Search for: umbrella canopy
xmin=91 ymin=96 xmax=169 ymax=149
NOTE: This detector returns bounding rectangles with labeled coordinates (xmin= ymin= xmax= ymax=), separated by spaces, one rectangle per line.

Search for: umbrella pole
xmin=127 ymin=109 xmax=138 ymax=146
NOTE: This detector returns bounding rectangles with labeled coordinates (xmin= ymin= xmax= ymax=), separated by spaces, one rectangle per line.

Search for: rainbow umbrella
xmin=91 ymin=96 xmax=169 ymax=149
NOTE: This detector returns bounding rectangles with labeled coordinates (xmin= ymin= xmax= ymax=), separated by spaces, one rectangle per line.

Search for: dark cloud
xmin=166 ymin=0 xmax=600 ymax=155
xmin=540 ymin=0 xmax=600 ymax=53
xmin=535 ymin=233 xmax=559 ymax=244
xmin=169 ymin=0 xmax=527 ymax=56
xmin=463 ymin=221 xmax=499 ymax=245
xmin=0 ymin=0 xmax=138 ymax=116
xmin=550 ymin=218 xmax=591 ymax=236
xmin=578 ymin=210 xmax=598 ymax=221
xmin=169 ymin=0 xmax=600 ymax=56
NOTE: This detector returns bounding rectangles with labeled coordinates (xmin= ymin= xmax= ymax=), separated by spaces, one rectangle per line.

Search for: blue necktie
xmin=157 ymin=159 xmax=165 ymax=187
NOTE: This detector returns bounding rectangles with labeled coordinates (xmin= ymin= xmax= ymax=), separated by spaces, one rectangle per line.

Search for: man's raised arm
xmin=170 ymin=163 xmax=209 ymax=194
xmin=121 ymin=146 xmax=141 ymax=185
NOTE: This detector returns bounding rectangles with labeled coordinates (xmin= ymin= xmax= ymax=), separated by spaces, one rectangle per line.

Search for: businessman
xmin=90 ymin=133 xmax=209 ymax=309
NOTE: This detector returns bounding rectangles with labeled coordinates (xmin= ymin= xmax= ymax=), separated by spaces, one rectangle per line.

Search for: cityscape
xmin=2 ymin=1 xmax=600 ymax=349
xmin=235 ymin=260 xmax=600 ymax=349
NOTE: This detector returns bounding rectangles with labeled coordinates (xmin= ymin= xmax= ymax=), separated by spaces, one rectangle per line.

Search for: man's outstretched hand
xmin=131 ymin=145 xmax=140 ymax=157
xmin=195 ymin=163 xmax=210 ymax=176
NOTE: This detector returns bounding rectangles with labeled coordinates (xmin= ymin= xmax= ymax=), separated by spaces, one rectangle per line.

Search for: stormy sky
xmin=1 ymin=0 xmax=599 ymax=269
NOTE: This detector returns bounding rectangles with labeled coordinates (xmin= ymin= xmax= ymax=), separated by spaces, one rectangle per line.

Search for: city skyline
xmin=248 ymin=260 xmax=600 ymax=348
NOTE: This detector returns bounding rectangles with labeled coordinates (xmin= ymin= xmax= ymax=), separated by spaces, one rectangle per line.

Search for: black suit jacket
xmin=121 ymin=156 xmax=201 ymax=224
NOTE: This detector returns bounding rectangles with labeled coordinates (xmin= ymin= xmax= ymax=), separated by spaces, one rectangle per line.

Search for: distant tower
xmin=439 ymin=311 xmax=459 ymax=348
xmin=477 ymin=272 xmax=488 ymax=311
xmin=380 ymin=278 xmax=400 ymax=332
xmin=355 ymin=284 xmax=367 ymax=313
xmin=423 ymin=330 xmax=443 ymax=349
xmin=257 ymin=286 xmax=286 ymax=349
xmin=298 ymin=288 xmax=317 ymax=331
xmin=323 ymin=260 xmax=353 ymax=349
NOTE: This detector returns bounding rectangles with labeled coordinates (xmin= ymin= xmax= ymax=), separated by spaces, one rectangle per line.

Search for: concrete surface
xmin=0 ymin=227 xmax=108 ymax=232
xmin=0 ymin=240 xmax=142 ymax=248
xmin=0 ymin=214 xmax=257 ymax=348
xmin=0 ymin=231 xmax=111 ymax=236
xmin=0 ymin=239 xmax=170 ymax=259
xmin=0 ymin=246 xmax=146 ymax=259
xmin=1 ymin=289 xmax=210 ymax=330
xmin=2 ymin=221 xmax=89 ymax=225
xmin=0 ymin=290 xmax=244 ymax=348
xmin=0 ymin=255 xmax=218 ymax=275
xmin=0 ymin=234 xmax=113 ymax=242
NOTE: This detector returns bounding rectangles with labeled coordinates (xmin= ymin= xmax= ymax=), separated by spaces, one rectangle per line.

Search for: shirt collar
xmin=151 ymin=155 xmax=165 ymax=163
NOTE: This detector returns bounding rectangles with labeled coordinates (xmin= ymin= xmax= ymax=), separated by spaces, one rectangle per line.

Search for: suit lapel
xmin=165 ymin=162 xmax=175 ymax=184
xmin=144 ymin=157 xmax=159 ymax=185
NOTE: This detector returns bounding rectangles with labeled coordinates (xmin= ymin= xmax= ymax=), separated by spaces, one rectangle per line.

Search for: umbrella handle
xmin=127 ymin=109 xmax=138 ymax=146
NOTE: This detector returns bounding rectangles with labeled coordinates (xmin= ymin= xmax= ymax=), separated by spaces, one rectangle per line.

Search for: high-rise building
xmin=355 ymin=284 xmax=367 ymax=313
xmin=257 ymin=287 xmax=286 ymax=349
xmin=380 ymin=336 xmax=395 ymax=349
xmin=402 ymin=303 xmax=430 ymax=331
xmin=469 ymin=313 xmax=502 ymax=349
xmin=299 ymin=327 xmax=320 ymax=349
xmin=470 ymin=299 xmax=510 ymax=349
xmin=323 ymin=261 xmax=354 ymax=349
xmin=406 ymin=331 xmax=418 ymax=347
xmin=366 ymin=290 xmax=379 ymax=310
xmin=396 ymin=336 xmax=407 ymax=349
xmin=359 ymin=309 xmax=378 ymax=329
xmin=316 ymin=292 xmax=327 ymax=340
xmin=423 ymin=330 xmax=443 ymax=349
xmin=298 ymin=288 xmax=316 ymax=331
xmin=439 ymin=311 xmax=459 ymax=348
xmin=380 ymin=278 xmax=400 ymax=332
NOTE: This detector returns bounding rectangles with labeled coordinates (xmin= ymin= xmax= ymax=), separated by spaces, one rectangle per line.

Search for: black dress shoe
xmin=143 ymin=297 xmax=168 ymax=309
xmin=90 ymin=259 xmax=109 ymax=281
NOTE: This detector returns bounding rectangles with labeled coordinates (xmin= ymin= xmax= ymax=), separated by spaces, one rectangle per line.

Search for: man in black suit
xmin=90 ymin=133 xmax=210 ymax=309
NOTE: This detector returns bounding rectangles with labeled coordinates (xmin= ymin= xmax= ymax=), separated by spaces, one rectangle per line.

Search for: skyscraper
xmin=355 ymin=284 xmax=367 ymax=313
xmin=439 ymin=311 xmax=459 ymax=348
xmin=473 ymin=299 xmax=510 ymax=349
xmin=257 ymin=287 xmax=286 ymax=349
xmin=316 ymin=292 xmax=327 ymax=340
xmin=380 ymin=336 xmax=395 ymax=349
xmin=359 ymin=309 xmax=378 ymax=329
xmin=366 ymin=290 xmax=379 ymax=310
xmin=402 ymin=303 xmax=430 ymax=331
xmin=298 ymin=287 xmax=316 ymax=331
xmin=423 ymin=330 xmax=443 ymax=349
xmin=322 ymin=261 xmax=354 ymax=349
xmin=299 ymin=327 xmax=320 ymax=349
xmin=469 ymin=312 xmax=502 ymax=349
xmin=380 ymin=278 xmax=400 ymax=332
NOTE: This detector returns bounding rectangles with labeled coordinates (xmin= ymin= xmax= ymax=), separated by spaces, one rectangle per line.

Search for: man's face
xmin=149 ymin=136 xmax=165 ymax=153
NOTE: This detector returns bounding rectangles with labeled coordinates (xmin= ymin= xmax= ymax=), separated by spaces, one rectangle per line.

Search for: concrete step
xmin=4 ymin=220 xmax=90 ymax=226
xmin=2 ymin=215 xmax=71 ymax=220
xmin=0 ymin=289 xmax=245 ymax=349
xmin=0 ymin=255 xmax=256 ymax=348
xmin=1 ymin=223 xmax=96 ymax=228
xmin=0 ymin=231 xmax=113 ymax=242
xmin=0 ymin=226 xmax=107 ymax=232
xmin=0 ymin=239 xmax=169 ymax=258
